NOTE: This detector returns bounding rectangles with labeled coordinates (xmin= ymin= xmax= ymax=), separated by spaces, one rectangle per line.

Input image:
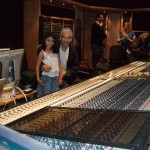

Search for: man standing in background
xmin=91 ymin=13 xmax=107 ymax=69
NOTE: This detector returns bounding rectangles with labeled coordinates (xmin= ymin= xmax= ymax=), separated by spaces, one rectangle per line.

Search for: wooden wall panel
xmin=24 ymin=0 xmax=40 ymax=70
xmin=106 ymin=13 xmax=122 ymax=61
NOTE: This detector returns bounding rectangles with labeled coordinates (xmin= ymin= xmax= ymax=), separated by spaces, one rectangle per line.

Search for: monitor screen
xmin=0 ymin=49 xmax=24 ymax=84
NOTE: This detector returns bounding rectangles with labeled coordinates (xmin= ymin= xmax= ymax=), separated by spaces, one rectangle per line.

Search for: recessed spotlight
xmin=74 ymin=6 xmax=76 ymax=8
xmin=50 ymin=0 xmax=52 ymax=2
xmin=63 ymin=3 xmax=65 ymax=6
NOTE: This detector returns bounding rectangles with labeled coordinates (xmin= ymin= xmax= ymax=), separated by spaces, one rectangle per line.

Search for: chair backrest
xmin=109 ymin=45 xmax=126 ymax=63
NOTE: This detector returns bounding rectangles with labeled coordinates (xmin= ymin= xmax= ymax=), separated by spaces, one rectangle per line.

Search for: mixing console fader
xmin=80 ymin=78 xmax=150 ymax=110
xmin=0 ymin=61 xmax=150 ymax=149
xmin=7 ymin=107 xmax=150 ymax=150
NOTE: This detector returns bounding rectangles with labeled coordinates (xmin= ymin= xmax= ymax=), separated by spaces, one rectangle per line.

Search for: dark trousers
xmin=91 ymin=45 xmax=105 ymax=68
xmin=60 ymin=75 xmax=82 ymax=89
xmin=126 ymin=49 xmax=135 ymax=64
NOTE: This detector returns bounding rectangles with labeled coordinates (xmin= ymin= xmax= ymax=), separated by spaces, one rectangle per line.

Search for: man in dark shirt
xmin=91 ymin=13 xmax=106 ymax=69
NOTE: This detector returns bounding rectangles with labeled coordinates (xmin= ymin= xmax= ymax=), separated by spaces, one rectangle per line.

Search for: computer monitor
xmin=0 ymin=78 xmax=5 ymax=98
xmin=0 ymin=49 xmax=24 ymax=85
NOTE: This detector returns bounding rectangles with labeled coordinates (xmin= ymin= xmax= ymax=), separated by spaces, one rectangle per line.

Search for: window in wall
xmin=52 ymin=19 xmax=63 ymax=43
xmin=132 ymin=12 xmax=150 ymax=31
xmin=39 ymin=16 xmax=74 ymax=44
xmin=123 ymin=12 xmax=131 ymax=25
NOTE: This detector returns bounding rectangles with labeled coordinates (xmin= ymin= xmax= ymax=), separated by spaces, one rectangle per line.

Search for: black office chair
xmin=20 ymin=45 xmax=41 ymax=90
xmin=78 ymin=58 xmax=98 ymax=79
xmin=109 ymin=45 xmax=126 ymax=68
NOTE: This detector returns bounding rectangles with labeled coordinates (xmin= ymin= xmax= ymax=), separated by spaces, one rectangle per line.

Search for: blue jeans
xmin=37 ymin=75 xmax=59 ymax=98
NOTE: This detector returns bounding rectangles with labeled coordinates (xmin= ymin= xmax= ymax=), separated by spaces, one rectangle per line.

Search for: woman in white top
xmin=36 ymin=32 xmax=62 ymax=97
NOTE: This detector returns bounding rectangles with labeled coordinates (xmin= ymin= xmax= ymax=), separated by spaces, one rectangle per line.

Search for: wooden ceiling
xmin=71 ymin=0 xmax=150 ymax=9
xmin=41 ymin=0 xmax=150 ymax=12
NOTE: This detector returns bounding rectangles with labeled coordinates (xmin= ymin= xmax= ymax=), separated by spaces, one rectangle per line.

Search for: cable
xmin=14 ymin=86 xmax=28 ymax=102
xmin=3 ymin=96 xmax=16 ymax=110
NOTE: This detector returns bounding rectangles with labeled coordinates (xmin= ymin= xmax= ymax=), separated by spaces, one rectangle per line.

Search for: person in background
xmin=36 ymin=32 xmax=62 ymax=98
xmin=91 ymin=13 xmax=107 ymax=69
xmin=128 ymin=32 xmax=150 ymax=62
xmin=117 ymin=22 xmax=136 ymax=63
xmin=42 ymin=28 xmax=81 ymax=88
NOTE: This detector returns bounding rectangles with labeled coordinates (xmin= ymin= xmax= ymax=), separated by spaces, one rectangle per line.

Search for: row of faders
xmin=0 ymin=61 xmax=149 ymax=125
xmin=7 ymin=107 xmax=150 ymax=149
xmin=61 ymin=78 xmax=150 ymax=110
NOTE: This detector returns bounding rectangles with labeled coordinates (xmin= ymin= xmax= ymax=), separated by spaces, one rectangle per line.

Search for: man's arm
xmin=42 ymin=63 xmax=52 ymax=72
xmin=66 ymin=46 xmax=80 ymax=76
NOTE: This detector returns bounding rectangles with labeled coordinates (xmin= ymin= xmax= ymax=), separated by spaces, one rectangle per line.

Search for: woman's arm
xmin=117 ymin=37 xmax=124 ymax=43
xmin=117 ymin=32 xmax=125 ymax=43
xmin=125 ymin=33 xmax=136 ymax=43
xmin=36 ymin=52 xmax=44 ymax=85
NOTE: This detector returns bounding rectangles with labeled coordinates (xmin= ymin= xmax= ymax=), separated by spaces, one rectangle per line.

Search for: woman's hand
xmin=37 ymin=79 xmax=44 ymax=86
xmin=62 ymin=70 xmax=67 ymax=77
xmin=124 ymin=34 xmax=128 ymax=39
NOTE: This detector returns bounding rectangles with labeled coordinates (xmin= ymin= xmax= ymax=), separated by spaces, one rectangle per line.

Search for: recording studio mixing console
xmin=7 ymin=107 xmax=150 ymax=150
xmin=0 ymin=61 xmax=150 ymax=149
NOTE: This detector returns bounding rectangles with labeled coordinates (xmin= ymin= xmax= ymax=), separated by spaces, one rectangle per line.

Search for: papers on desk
xmin=23 ymin=88 xmax=33 ymax=93
xmin=1 ymin=92 xmax=14 ymax=100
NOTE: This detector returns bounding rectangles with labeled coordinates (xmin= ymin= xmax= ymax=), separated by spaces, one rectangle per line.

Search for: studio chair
xmin=78 ymin=58 xmax=98 ymax=80
xmin=20 ymin=51 xmax=37 ymax=90
xmin=80 ymin=58 xmax=90 ymax=69
xmin=21 ymin=70 xmax=37 ymax=90
xmin=96 ymin=60 xmax=111 ymax=74
xmin=109 ymin=45 xmax=126 ymax=69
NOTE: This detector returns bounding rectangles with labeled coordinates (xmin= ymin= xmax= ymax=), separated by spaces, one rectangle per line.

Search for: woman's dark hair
xmin=41 ymin=32 xmax=56 ymax=51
